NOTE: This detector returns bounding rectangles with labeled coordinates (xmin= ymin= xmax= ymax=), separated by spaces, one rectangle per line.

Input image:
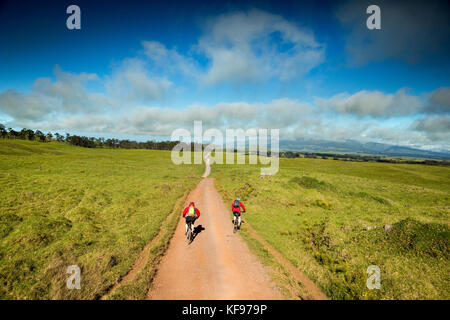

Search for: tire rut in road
xmin=147 ymin=178 xmax=282 ymax=300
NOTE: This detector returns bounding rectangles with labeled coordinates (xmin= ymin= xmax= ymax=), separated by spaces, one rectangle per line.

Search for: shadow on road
xmin=193 ymin=225 xmax=205 ymax=241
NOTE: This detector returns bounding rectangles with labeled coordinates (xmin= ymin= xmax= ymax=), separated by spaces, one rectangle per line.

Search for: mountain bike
xmin=186 ymin=221 xmax=195 ymax=244
xmin=233 ymin=212 xmax=243 ymax=233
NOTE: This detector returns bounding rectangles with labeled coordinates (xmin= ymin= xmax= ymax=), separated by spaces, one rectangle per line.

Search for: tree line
xmin=279 ymin=151 xmax=450 ymax=166
xmin=0 ymin=124 xmax=203 ymax=151
xmin=1 ymin=124 xmax=447 ymax=165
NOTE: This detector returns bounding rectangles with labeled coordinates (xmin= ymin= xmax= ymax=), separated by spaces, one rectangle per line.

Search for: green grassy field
xmin=1 ymin=140 xmax=449 ymax=300
xmin=211 ymin=157 xmax=450 ymax=299
xmin=0 ymin=139 xmax=202 ymax=299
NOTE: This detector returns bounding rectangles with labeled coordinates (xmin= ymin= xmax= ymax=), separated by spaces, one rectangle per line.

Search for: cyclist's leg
xmin=238 ymin=214 xmax=241 ymax=227
xmin=233 ymin=211 xmax=239 ymax=224
xmin=185 ymin=217 xmax=190 ymax=234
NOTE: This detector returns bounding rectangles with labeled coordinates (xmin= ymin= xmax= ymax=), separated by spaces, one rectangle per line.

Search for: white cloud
xmin=105 ymin=58 xmax=173 ymax=105
xmin=6 ymin=99 xmax=312 ymax=137
xmin=2 ymin=64 xmax=448 ymax=150
xmin=316 ymin=88 xmax=423 ymax=117
xmin=0 ymin=89 xmax=55 ymax=120
xmin=142 ymin=41 xmax=199 ymax=77
xmin=0 ymin=66 xmax=108 ymax=121
xmin=197 ymin=9 xmax=325 ymax=84
xmin=4 ymin=93 xmax=449 ymax=150
xmin=1 ymin=9 xmax=326 ymax=123
xmin=427 ymin=87 xmax=450 ymax=114
xmin=410 ymin=116 xmax=450 ymax=142
xmin=0 ymin=7 xmax=448 ymax=151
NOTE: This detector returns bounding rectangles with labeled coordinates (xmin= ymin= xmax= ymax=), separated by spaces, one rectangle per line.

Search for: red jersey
xmin=232 ymin=201 xmax=246 ymax=213
xmin=182 ymin=203 xmax=200 ymax=218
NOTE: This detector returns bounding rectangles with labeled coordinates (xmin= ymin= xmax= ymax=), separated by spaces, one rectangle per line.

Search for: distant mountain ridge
xmin=280 ymin=139 xmax=450 ymax=160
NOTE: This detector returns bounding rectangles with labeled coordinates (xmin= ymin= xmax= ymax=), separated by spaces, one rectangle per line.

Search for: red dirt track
xmin=147 ymin=178 xmax=282 ymax=300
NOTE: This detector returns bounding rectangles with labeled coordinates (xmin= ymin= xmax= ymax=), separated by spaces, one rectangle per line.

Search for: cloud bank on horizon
xmin=0 ymin=1 xmax=449 ymax=151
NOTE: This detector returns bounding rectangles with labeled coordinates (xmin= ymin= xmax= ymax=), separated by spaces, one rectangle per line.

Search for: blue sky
xmin=0 ymin=0 xmax=449 ymax=150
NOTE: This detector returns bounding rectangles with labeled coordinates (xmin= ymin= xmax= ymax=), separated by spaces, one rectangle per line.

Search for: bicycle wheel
xmin=189 ymin=229 xmax=194 ymax=243
xmin=186 ymin=223 xmax=191 ymax=241
xmin=187 ymin=223 xmax=194 ymax=243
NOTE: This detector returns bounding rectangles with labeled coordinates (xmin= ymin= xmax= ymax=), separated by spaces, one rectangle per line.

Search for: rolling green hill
xmin=0 ymin=139 xmax=202 ymax=299
xmin=212 ymin=156 xmax=450 ymax=299
xmin=1 ymin=139 xmax=449 ymax=300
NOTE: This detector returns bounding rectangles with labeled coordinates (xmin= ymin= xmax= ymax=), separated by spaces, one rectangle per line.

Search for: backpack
xmin=233 ymin=200 xmax=240 ymax=208
xmin=187 ymin=206 xmax=196 ymax=216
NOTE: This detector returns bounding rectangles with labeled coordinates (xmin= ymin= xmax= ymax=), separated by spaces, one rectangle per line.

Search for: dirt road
xmin=147 ymin=177 xmax=282 ymax=300
xmin=202 ymin=152 xmax=211 ymax=178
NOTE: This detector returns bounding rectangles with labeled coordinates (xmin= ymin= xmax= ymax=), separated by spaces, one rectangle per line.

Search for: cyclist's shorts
xmin=233 ymin=211 xmax=241 ymax=217
xmin=185 ymin=216 xmax=196 ymax=224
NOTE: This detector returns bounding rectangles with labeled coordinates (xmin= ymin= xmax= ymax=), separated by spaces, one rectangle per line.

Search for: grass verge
xmin=0 ymin=139 xmax=202 ymax=299
xmin=211 ymin=156 xmax=450 ymax=299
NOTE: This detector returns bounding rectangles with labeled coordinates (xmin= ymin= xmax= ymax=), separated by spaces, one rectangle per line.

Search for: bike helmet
xmin=236 ymin=197 xmax=240 ymax=201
